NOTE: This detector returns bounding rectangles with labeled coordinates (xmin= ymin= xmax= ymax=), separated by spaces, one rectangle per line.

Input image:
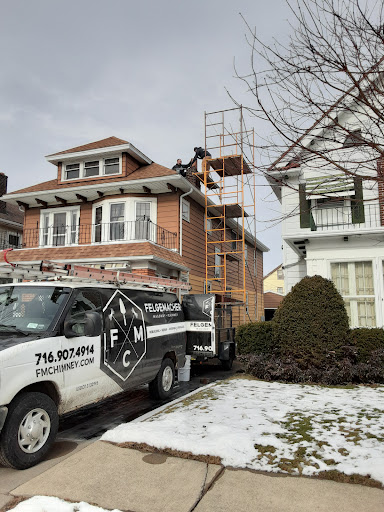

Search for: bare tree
xmin=233 ymin=0 xmax=384 ymax=201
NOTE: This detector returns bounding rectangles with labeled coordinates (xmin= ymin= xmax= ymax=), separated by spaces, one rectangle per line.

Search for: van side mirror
xmin=84 ymin=311 xmax=102 ymax=337
xmin=63 ymin=311 xmax=102 ymax=338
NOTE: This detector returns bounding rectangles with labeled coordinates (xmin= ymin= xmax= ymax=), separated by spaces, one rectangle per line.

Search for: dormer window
xmin=65 ymin=163 xmax=80 ymax=180
xmin=63 ymin=156 xmax=121 ymax=181
xmin=84 ymin=160 xmax=100 ymax=177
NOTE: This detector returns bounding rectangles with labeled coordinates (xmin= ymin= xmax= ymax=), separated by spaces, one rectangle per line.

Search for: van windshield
xmin=0 ymin=286 xmax=70 ymax=334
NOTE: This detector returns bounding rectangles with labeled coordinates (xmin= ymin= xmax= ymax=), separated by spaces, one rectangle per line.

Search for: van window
xmin=0 ymin=286 xmax=69 ymax=334
xmin=67 ymin=289 xmax=102 ymax=335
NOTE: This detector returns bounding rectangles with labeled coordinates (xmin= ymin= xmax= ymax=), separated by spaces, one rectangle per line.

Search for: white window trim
xmin=91 ymin=197 xmax=157 ymax=244
xmin=62 ymin=155 xmax=122 ymax=182
xmin=182 ymin=199 xmax=190 ymax=222
xmin=39 ymin=205 xmax=80 ymax=248
xmin=328 ymin=258 xmax=378 ymax=328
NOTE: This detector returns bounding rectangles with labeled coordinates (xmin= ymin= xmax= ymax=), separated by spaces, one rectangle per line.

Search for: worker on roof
xmin=190 ymin=147 xmax=212 ymax=171
xmin=172 ymin=158 xmax=189 ymax=177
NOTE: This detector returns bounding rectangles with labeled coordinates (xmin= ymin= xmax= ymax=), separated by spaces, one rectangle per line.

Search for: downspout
xmin=179 ymin=187 xmax=193 ymax=256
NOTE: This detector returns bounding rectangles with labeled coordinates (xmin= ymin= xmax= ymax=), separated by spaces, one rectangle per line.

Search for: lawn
xmin=102 ymin=377 xmax=384 ymax=486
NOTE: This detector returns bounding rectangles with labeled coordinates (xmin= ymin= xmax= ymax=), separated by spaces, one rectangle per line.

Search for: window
xmin=104 ymin=158 xmax=120 ymax=175
xmin=135 ymin=202 xmax=151 ymax=239
xmin=84 ymin=160 xmax=100 ymax=177
xmin=40 ymin=207 xmax=80 ymax=247
xmin=65 ymin=163 xmax=80 ymax=180
xmin=94 ymin=206 xmax=103 ymax=243
xmin=244 ymin=245 xmax=248 ymax=265
xmin=277 ymin=268 xmax=284 ymax=280
xmin=182 ymin=199 xmax=190 ymax=222
xmin=331 ymin=261 xmax=376 ymax=327
xmin=110 ymin=203 xmax=125 ymax=241
xmin=8 ymin=234 xmax=19 ymax=247
xmin=277 ymin=287 xmax=283 ymax=294
xmin=205 ymin=216 xmax=212 ymax=231
xmin=63 ymin=156 xmax=121 ymax=181
xmin=214 ymin=247 xmax=221 ymax=278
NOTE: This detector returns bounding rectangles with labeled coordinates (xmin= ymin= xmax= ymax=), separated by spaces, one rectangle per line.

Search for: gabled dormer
xmin=46 ymin=136 xmax=152 ymax=184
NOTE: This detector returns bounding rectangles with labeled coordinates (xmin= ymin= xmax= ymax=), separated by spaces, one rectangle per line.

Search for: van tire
xmin=0 ymin=392 xmax=58 ymax=470
xmin=149 ymin=358 xmax=175 ymax=400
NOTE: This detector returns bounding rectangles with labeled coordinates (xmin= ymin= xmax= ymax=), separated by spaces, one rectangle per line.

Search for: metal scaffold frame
xmin=194 ymin=106 xmax=257 ymax=323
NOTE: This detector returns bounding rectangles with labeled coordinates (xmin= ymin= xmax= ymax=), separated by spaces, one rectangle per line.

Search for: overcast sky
xmin=0 ymin=0 xmax=296 ymax=273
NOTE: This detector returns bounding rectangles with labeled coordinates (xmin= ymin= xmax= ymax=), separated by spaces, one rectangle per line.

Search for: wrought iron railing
xmin=22 ymin=220 xmax=178 ymax=251
xmin=311 ymin=202 xmax=382 ymax=231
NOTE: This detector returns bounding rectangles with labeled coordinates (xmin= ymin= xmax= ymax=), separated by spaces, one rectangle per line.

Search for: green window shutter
xmin=299 ymin=184 xmax=317 ymax=230
xmin=299 ymin=184 xmax=310 ymax=228
xmin=351 ymin=177 xmax=365 ymax=224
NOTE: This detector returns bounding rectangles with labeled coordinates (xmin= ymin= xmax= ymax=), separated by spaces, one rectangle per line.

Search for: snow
xmin=101 ymin=378 xmax=384 ymax=484
xmin=9 ymin=496 xmax=121 ymax=512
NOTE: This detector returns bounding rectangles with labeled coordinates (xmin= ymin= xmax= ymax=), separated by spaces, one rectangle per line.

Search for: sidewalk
xmin=3 ymin=440 xmax=384 ymax=512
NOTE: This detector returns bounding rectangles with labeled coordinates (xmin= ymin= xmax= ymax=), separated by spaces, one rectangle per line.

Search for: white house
xmin=267 ymin=91 xmax=384 ymax=329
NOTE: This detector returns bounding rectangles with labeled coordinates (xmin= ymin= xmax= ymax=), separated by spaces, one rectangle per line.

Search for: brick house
xmin=0 ymin=173 xmax=24 ymax=264
xmin=2 ymin=137 xmax=268 ymax=325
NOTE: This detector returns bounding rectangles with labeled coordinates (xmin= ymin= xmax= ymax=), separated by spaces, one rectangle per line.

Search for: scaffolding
xmin=194 ymin=106 xmax=257 ymax=324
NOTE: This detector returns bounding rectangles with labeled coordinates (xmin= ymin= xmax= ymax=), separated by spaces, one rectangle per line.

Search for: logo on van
xmin=101 ymin=290 xmax=146 ymax=386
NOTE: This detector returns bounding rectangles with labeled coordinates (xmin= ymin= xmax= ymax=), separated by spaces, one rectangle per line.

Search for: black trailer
xmin=182 ymin=294 xmax=236 ymax=370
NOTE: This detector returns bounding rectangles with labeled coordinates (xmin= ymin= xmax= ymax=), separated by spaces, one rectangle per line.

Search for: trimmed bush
xmin=349 ymin=328 xmax=384 ymax=363
xmin=272 ymin=275 xmax=350 ymax=368
xmin=235 ymin=321 xmax=274 ymax=355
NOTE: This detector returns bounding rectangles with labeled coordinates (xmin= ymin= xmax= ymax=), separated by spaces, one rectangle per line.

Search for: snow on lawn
xmin=9 ymin=496 xmax=122 ymax=512
xmin=102 ymin=378 xmax=384 ymax=484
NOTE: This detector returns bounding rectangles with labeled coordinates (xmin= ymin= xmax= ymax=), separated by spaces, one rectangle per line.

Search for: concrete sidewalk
xmin=4 ymin=440 xmax=384 ymax=512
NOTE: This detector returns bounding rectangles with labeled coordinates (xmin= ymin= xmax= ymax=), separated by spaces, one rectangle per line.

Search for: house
xmin=267 ymin=100 xmax=384 ymax=328
xmin=263 ymin=264 xmax=285 ymax=320
xmin=2 ymin=136 xmax=268 ymax=326
xmin=0 ymin=173 xmax=24 ymax=283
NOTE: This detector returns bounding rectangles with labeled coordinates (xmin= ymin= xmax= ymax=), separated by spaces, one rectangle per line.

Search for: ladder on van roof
xmin=0 ymin=249 xmax=191 ymax=292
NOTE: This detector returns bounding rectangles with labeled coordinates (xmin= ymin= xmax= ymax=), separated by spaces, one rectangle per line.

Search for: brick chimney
xmin=185 ymin=165 xmax=200 ymax=189
xmin=0 ymin=173 xmax=7 ymax=214
xmin=377 ymin=158 xmax=384 ymax=226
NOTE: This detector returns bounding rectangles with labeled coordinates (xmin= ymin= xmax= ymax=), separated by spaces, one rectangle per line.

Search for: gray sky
xmin=0 ymin=0 xmax=294 ymax=274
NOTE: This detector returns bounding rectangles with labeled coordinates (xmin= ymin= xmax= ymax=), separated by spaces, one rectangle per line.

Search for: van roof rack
xmin=0 ymin=249 xmax=191 ymax=292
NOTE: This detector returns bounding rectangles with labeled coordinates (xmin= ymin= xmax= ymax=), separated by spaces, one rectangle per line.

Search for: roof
xmin=0 ymin=203 xmax=24 ymax=227
xmin=6 ymin=242 xmax=187 ymax=269
xmin=263 ymin=264 xmax=282 ymax=280
xmin=9 ymin=162 xmax=177 ymax=195
xmin=264 ymin=291 xmax=284 ymax=309
xmin=46 ymin=136 xmax=130 ymax=157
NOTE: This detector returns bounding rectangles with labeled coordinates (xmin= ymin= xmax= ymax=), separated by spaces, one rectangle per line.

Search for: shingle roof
xmin=46 ymin=136 xmax=130 ymax=157
xmin=264 ymin=291 xmax=284 ymax=309
xmin=0 ymin=203 xmax=24 ymax=226
xmin=9 ymin=163 xmax=177 ymax=195
xmin=6 ymin=242 xmax=185 ymax=267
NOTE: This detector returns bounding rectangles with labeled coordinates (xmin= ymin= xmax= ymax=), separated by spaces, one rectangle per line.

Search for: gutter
xmin=179 ymin=186 xmax=193 ymax=256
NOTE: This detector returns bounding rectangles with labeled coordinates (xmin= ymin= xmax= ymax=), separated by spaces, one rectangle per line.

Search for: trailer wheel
xmin=149 ymin=358 xmax=175 ymax=400
xmin=0 ymin=392 xmax=58 ymax=469
xmin=220 ymin=358 xmax=233 ymax=371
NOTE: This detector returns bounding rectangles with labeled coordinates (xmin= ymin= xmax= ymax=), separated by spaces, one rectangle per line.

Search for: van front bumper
xmin=0 ymin=406 xmax=8 ymax=433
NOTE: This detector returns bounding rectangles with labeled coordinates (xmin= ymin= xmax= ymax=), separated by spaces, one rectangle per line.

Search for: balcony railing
xmin=311 ymin=202 xmax=382 ymax=232
xmin=22 ymin=220 xmax=178 ymax=251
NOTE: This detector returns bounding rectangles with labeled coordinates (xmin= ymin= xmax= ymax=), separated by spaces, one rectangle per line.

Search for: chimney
xmin=0 ymin=173 xmax=7 ymax=214
xmin=185 ymin=165 xmax=200 ymax=189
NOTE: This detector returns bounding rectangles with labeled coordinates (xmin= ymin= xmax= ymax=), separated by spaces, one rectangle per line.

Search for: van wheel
xmin=149 ymin=358 xmax=175 ymax=400
xmin=0 ymin=392 xmax=58 ymax=469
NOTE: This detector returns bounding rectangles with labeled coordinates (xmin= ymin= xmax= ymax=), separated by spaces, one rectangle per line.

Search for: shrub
xmin=239 ymin=349 xmax=384 ymax=385
xmin=235 ymin=321 xmax=274 ymax=355
xmin=349 ymin=328 xmax=384 ymax=363
xmin=272 ymin=275 xmax=350 ymax=368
